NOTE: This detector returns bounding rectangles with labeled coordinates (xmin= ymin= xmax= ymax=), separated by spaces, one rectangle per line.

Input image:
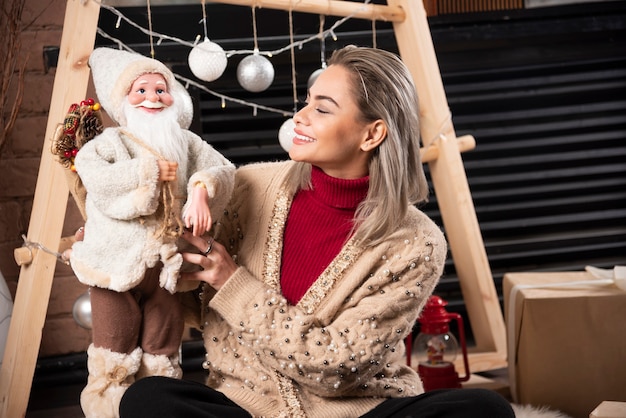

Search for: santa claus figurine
xmin=69 ymin=47 xmax=235 ymax=418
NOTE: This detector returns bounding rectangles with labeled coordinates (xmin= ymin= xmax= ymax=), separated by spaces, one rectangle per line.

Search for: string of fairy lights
xmin=95 ymin=0 xmax=375 ymax=123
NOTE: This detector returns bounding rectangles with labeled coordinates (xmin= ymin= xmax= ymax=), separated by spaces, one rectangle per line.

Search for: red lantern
xmin=413 ymin=296 xmax=470 ymax=391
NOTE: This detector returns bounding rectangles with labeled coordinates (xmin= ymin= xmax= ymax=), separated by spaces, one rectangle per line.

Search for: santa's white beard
xmin=122 ymin=101 xmax=189 ymax=179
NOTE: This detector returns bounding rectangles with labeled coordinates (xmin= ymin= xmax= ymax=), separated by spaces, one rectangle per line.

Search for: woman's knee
xmin=463 ymin=388 xmax=515 ymax=417
xmin=120 ymin=376 xmax=175 ymax=417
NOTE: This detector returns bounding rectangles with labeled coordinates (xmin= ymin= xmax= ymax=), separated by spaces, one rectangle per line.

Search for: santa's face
xmin=122 ymin=73 xmax=188 ymax=168
xmin=127 ymin=73 xmax=173 ymax=113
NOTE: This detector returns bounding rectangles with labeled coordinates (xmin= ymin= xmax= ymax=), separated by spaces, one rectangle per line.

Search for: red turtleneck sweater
xmin=280 ymin=166 xmax=369 ymax=305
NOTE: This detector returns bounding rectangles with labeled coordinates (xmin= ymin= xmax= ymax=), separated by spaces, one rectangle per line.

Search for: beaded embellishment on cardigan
xmin=262 ymin=189 xmax=291 ymax=290
xmin=262 ymin=186 xmax=369 ymax=417
xmin=262 ymin=187 xmax=366 ymax=313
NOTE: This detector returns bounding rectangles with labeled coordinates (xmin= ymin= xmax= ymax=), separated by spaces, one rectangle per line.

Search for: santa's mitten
xmin=159 ymin=243 xmax=183 ymax=293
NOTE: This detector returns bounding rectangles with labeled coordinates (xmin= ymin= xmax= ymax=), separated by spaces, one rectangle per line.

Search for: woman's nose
xmin=293 ymin=106 xmax=307 ymax=125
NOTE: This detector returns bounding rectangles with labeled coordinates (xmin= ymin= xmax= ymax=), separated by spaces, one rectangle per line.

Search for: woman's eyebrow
xmin=312 ymin=94 xmax=340 ymax=108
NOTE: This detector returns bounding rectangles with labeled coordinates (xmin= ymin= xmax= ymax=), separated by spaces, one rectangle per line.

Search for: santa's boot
xmin=136 ymin=352 xmax=183 ymax=380
xmin=80 ymin=344 xmax=142 ymax=418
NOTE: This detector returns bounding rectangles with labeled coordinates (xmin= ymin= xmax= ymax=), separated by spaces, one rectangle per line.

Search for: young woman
xmin=119 ymin=45 xmax=514 ymax=418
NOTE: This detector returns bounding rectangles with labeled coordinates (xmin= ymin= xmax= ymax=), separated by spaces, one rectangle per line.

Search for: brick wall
xmin=0 ymin=0 xmax=91 ymax=357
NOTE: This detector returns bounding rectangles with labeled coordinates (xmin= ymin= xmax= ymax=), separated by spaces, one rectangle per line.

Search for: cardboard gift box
xmin=590 ymin=401 xmax=626 ymax=418
xmin=503 ymin=271 xmax=626 ymax=418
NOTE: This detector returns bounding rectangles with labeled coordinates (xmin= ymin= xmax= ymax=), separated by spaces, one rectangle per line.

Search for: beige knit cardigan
xmin=198 ymin=160 xmax=447 ymax=418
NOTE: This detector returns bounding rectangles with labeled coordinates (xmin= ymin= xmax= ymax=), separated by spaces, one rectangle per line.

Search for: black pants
xmin=120 ymin=376 xmax=515 ymax=418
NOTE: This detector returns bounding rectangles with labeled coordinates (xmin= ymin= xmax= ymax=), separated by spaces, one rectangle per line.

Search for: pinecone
xmin=77 ymin=108 xmax=104 ymax=148
xmin=51 ymin=99 xmax=103 ymax=172
xmin=51 ymin=132 xmax=76 ymax=168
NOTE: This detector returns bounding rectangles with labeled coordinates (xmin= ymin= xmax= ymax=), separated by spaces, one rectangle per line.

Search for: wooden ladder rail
xmin=0 ymin=1 xmax=101 ymax=417
xmin=388 ymin=0 xmax=507 ymax=371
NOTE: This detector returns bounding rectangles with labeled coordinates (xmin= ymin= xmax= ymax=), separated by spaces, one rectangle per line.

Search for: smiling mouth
xmin=133 ymin=101 xmax=167 ymax=109
xmin=294 ymin=133 xmax=315 ymax=143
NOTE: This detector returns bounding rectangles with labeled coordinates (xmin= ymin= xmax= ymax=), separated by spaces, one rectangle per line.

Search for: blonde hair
xmin=285 ymin=45 xmax=428 ymax=247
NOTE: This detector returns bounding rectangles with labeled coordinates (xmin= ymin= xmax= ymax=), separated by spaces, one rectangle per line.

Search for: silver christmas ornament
xmin=278 ymin=118 xmax=295 ymax=152
xmin=188 ymin=38 xmax=228 ymax=82
xmin=237 ymin=53 xmax=274 ymax=93
xmin=72 ymin=291 xmax=92 ymax=329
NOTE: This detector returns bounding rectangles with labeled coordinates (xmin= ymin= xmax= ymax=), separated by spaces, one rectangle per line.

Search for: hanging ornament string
xmin=252 ymin=3 xmax=259 ymax=52
xmin=201 ymin=0 xmax=209 ymax=39
xmin=147 ymin=0 xmax=155 ymax=58
xmin=288 ymin=3 xmax=297 ymax=113
xmin=319 ymin=15 xmax=327 ymax=69
xmin=371 ymin=17 xmax=377 ymax=49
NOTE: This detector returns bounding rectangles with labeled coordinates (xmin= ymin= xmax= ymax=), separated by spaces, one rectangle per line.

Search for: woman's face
xmin=290 ymin=64 xmax=380 ymax=179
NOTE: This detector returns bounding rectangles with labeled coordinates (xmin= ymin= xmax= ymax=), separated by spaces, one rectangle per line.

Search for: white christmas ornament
xmin=237 ymin=53 xmax=274 ymax=93
xmin=188 ymin=38 xmax=228 ymax=82
xmin=278 ymin=118 xmax=296 ymax=152
xmin=307 ymin=67 xmax=325 ymax=89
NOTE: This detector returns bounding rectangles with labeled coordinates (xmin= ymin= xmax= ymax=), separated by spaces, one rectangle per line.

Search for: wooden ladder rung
xmin=421 ymin=134 xmax=475 ymax=163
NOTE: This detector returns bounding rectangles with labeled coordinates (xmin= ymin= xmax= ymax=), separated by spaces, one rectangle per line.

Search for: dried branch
xmin=0 ymin=0 xmax=27 ymax=157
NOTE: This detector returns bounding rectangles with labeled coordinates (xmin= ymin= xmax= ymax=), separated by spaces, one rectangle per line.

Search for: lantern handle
xmin=450 ymin=312 xmax=471 ymax=383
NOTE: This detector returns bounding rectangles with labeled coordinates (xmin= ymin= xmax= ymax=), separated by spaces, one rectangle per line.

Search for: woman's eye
xmin=296 ymin=98 xmax=329 ymax=114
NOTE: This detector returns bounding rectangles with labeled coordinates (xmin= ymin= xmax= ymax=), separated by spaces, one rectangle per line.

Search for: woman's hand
xmin=179 ymin=230 xmax=238 ymax=291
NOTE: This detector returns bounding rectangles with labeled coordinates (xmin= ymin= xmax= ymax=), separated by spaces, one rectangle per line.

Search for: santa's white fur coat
xmin=71 ymin=127 xmax=234 ymax=292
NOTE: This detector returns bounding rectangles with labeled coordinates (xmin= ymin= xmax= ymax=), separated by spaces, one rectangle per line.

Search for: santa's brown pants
xmin=89 ymin=264 xmax=184 ymax=356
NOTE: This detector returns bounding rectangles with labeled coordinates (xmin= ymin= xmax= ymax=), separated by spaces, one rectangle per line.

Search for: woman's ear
xmin=361 ymin=119 xmax=387 ymax=151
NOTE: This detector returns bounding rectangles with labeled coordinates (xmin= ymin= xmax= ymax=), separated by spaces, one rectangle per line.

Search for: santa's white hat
xmin=88 ymin=47 xmax=193 ymax=128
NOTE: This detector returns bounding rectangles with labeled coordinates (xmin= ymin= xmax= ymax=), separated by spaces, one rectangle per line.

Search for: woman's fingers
xmin=181 ymin=252 xmax=207 ymax=268
xmin=181 ymin=229 xmax=210 ymax=252
xmin=179 ymin=270 xmax=204 ymax=283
